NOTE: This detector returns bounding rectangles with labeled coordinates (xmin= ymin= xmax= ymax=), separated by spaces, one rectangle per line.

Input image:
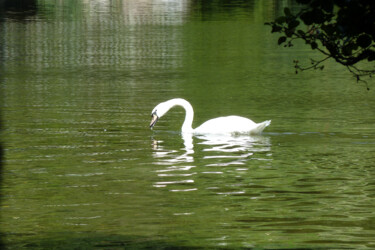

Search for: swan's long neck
xmin=166 ymin=98 xmax=194 ymax=133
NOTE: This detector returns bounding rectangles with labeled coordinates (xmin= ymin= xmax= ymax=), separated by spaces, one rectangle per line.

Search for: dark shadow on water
xmin=1 ymin=232 xmax=322 ymax=250
xmin=0 ymin=0 xmax=38 ymax=247
xmin=0 ymin=3 xmax=4 ymax=247
xmin=2 ymin=233 xmax=201 ymax=249
xmin=0 ymin=0 xmax=38 ymax=20
xmin=0 ymin=145 xmax=4 ymax=250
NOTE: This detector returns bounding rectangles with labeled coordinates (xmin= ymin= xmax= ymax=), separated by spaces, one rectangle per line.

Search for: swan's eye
xmin=151 ymin=110 xmax=157 ymax=117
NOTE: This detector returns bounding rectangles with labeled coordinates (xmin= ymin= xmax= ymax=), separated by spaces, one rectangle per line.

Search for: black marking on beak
xmin=150 ymin=113 xmax=159 ymax=129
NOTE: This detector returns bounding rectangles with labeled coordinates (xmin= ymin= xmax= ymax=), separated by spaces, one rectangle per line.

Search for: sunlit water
xmin=1 ymin=0 xmax=375 ymax=249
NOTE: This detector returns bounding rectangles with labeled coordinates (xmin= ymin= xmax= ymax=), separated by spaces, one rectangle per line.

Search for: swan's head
xmin=149 ymin=101 xmax=169 ymax=129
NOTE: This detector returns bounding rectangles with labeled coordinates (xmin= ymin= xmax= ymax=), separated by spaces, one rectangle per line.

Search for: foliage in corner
xmin=266 ymin=0 xmax=375 ymax=88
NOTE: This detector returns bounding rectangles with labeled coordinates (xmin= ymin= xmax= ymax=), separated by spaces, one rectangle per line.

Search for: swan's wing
xmin=195 ymin=116 xmax=258 ymax=134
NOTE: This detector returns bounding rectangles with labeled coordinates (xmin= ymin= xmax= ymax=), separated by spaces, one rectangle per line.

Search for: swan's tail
xmin=250 ymin=120 xmax=271 ymax=135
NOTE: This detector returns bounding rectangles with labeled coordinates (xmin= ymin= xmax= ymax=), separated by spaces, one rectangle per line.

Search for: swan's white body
xmin=150 ymin=98 xmax=270 ymax=135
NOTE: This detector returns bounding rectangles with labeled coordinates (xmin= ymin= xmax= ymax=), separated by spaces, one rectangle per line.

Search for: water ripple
xmin=151 ymin=133 xmax=272 ymax=193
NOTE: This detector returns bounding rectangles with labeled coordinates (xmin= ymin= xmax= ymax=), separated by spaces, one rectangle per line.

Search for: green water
xmin=1 ymin=0 xmax=375 ymax=249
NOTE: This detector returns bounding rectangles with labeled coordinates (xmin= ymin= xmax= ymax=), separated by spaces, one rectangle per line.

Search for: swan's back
xmin=194 ymin=115 xmax=270 ymax=135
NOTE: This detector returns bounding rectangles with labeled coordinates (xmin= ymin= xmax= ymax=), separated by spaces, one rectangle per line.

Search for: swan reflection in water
xmin=151 ymin=132 xmax=272 ymax=192
xmin=197 ymin=133 xmax=271 ymax=166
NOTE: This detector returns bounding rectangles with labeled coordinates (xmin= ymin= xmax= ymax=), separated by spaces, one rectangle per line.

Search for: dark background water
xmin=1 ymin=0 xmax=375 ymax=249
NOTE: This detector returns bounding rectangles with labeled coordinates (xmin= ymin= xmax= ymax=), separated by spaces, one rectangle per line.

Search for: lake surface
xmin=1 ymin=0 xmax=375 ymax=249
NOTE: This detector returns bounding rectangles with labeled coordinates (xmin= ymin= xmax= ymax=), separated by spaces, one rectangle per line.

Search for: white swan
xmin=150 ymin=98 xmax=271 ymax=135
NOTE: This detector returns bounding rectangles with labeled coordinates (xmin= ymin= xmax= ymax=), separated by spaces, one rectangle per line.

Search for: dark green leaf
xmin=296 ymin=0 xmax=311 ymax=4
xmin=312 ymin=9 xmax=325 ymax=24
xmin=278 ymin=36 xmax=287 ymax=45
xmin=284 ymin=7 xmax=292 ymax=17
xmin=301 ymin=9 xmax=326 ymax=25
xmin=342 ymin=45 xmax=353 ymax=56
xmin=321 ymin=24 xmax=335 ymax=36
xmin=297 ymin=30 xmax=305 ymax=37
xmin=321 ymin=0 xmax=333 ymax=13
xmin=271 ymin=25 xmax=282 ymax=33
xmin=367 ymin=51 xmax=375 ymax=61
xmin=288 ymin=20 xmax=300 ymax=29
xmin=275 ymin=16 xmax=287 ymax=24
xmin=357 ymin=34 xmax=372 ymax=48
xmin=285 ymin=28 xmax=294 ymax=37
xmin=300 ymin=11 xmax=314 ymax=25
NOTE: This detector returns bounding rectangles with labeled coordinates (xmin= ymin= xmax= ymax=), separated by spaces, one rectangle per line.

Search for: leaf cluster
xmin=265 ymin=0 xmax=375 ymax=85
